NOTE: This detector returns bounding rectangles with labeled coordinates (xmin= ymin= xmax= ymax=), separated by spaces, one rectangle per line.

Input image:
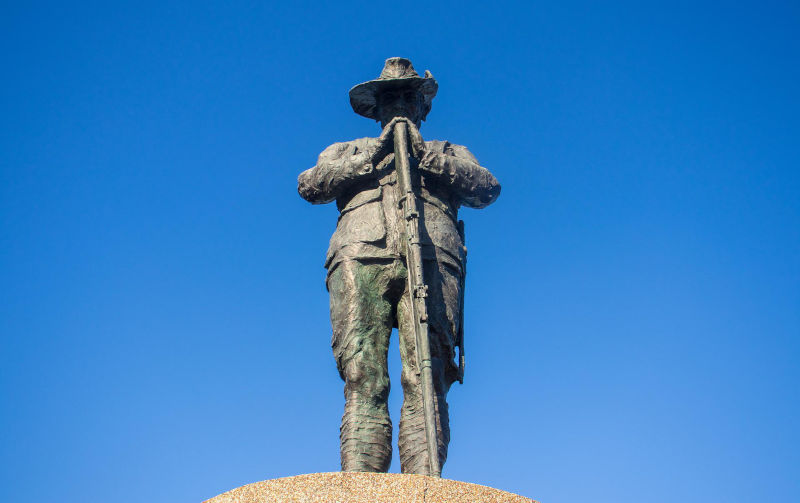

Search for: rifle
xmin=393 ymin=120 xmax=441 ymax=477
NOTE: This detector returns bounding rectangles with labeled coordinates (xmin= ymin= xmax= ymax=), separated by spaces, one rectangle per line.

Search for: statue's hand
xmin=376 ymin=117 xmax=403 ymax=154
xmin=373 ymin=118 xmax=426 ymax=171
xmin=403 ymin=120 xmax=427 ymax=161
xmin=378 ymin=117 xmax=426 ymax=158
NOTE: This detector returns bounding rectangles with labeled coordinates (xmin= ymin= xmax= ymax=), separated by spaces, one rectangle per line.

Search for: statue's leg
xmin=397 ymin=259 xmax=462 ymax=475
xmin=327 ymin=259 xmax=395 ymax=472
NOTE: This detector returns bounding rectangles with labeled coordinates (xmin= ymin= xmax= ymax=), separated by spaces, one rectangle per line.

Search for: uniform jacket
xmin=298 ymin=137 xmax=500 ymax=272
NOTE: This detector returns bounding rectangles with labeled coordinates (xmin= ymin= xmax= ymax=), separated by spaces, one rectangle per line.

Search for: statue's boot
xmin=340 ymin=392 xmax=392 ymax=472
xmin=397 ymin=388 xmax=449 ymax=475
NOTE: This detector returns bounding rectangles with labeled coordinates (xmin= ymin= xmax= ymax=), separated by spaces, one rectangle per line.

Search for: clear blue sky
xmin=1 ymin=1 xmax=798 ymax=502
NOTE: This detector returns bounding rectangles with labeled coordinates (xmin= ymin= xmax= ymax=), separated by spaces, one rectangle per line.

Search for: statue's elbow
xmin=298 ymin=168 xmax=320 ymax=203
xmin=298 ymin=183 xmax=322 ymax=204
xmin=470 ymin=179 xmax=501 ymax=208
xmin=486 ymin=181 xmax=501 ymax=204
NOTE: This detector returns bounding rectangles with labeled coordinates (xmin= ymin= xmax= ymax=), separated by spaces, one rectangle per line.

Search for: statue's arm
xmin=297 ymin=140 xmax=381 ymax=204
xmin=419 ymin=143 xmax=501 ymax=208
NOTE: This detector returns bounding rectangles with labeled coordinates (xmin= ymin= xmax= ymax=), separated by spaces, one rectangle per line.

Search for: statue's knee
xmin=342 ymin=359 xmax=365 ymax=385
xmin=400 ymin=365 xmax=419 ymax=390
xmin=401 ymin=359 xmax=450 ymax=397
xmin=344 ymin=360 xmax=389 ymax=401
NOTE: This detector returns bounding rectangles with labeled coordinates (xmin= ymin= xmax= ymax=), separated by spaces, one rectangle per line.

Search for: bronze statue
xmin=298 ymin=57 xmax=500 ymax=476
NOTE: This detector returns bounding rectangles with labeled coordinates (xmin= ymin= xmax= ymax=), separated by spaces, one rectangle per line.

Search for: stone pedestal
xmin=204 ymin=472 xmax=536 ymax=503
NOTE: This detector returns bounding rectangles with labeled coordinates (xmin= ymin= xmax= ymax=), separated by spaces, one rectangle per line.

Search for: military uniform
xmin=298 ymin=58 xmax=500 ymax=475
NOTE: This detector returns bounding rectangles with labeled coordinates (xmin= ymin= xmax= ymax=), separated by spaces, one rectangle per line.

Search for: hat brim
xmin=349 ymin=76 xmax=438 ymax=121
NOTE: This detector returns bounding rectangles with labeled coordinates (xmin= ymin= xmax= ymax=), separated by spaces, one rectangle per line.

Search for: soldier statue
xmin=298 ymin=57 xmax=500 ymax=476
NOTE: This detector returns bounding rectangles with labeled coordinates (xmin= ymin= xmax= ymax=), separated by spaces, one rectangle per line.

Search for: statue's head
xmin=349 ymin=57 xmax=438 ymax=129
xmin=375 ymin=86 xmax=426 ymax=128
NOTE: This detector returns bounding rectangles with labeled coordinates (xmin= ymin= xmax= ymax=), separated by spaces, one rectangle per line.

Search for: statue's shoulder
xmin=424 ymin=139 xmax=450 ymax=152
xmin=329 ymin=136 xmax=378 ymax=147
xmin=349 ymin=137 xmax=379 ymax=152
xmin=320 ymin=137 xmax=379 ymax=157
xmin=424 ymin=140 xmax=478 ymax=162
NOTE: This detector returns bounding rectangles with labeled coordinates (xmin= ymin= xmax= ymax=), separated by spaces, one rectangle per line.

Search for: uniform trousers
xmin=326 ymin=256 xmax=462 ymax=475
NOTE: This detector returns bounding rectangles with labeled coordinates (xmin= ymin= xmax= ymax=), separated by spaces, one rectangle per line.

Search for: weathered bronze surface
xmin=298 ymin=57 xmax=500 ymax=476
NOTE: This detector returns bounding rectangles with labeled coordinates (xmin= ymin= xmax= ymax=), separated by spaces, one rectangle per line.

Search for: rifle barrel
xmin=393 ymin=120 xmax=441 ymax=477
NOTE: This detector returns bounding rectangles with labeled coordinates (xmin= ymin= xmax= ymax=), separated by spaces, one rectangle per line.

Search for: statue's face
xmin=377 ymin=87 xmax=424 ymax=127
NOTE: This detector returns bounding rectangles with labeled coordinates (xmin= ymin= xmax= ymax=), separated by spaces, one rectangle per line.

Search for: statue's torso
xmin=326 ymin=139 xmax=465 ymax=273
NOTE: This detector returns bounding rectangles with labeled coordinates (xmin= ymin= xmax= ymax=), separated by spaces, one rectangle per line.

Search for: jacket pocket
xmin=341 ymin=187 xmax=382 ymax=214
xmin=326 ymin=188 xmax=387 ymax=265
xmin=420 ymin=201 xmax=465 ymax=264
xmin=337 ymin=201 xmax=386 ymax=243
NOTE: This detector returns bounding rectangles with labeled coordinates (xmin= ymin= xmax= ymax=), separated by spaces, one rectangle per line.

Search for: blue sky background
xmin=1 ymin=1 xmax=798 ymax=502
